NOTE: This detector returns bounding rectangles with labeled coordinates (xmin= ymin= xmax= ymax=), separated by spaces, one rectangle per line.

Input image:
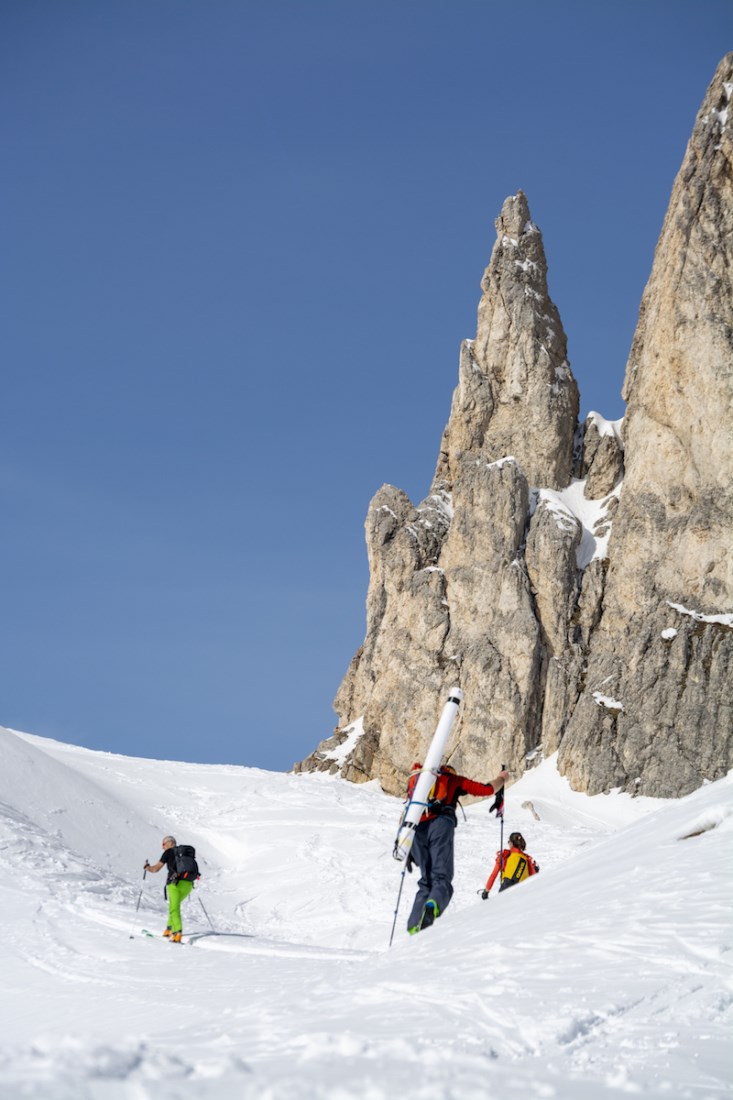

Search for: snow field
xmin=0 ymin=726 xmax=731 ymax=1099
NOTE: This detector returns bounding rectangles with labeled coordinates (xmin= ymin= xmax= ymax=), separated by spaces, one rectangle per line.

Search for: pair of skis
xmin=137 ymin=929 xmax=191 ymax=943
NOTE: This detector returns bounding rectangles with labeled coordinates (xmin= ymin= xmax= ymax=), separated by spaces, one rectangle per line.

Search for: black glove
xmin=481 ymin=890 xmax=489 ymax=900
xmin=489 ymin=788 xmax=504 ymax=815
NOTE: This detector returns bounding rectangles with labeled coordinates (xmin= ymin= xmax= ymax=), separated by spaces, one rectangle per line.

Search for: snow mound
xmin=1 ymin=726 xmax=731 ymax=1100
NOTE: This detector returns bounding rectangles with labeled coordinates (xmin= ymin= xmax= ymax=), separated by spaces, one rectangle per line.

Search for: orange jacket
xmin=484 ymin=846 xmax=538 ymax=893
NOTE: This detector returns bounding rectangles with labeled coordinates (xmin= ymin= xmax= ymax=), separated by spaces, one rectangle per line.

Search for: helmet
xmin=508 ymin=832 xmax=526 ymax=850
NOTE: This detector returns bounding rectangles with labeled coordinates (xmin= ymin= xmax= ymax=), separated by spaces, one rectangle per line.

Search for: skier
xmin=405 ymin=763 xmax=509 ymax=934
xmin=481 ymin=831 xmax=539 ymax=898
xmin=144 ymin=835 xmax=194 ymax=943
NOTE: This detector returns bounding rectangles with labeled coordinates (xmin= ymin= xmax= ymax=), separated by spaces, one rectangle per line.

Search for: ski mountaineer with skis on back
xmin=144 ymin=835 xmax=198 ymax=942
xmin=405 ymin=763 xmax=509 ymax=934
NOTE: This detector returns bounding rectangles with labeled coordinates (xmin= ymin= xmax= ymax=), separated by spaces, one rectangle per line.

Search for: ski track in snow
xmin=0 ymin=726 xmax=731 ymax=1099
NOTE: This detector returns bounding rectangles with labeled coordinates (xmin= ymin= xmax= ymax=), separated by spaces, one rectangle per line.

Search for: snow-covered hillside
xmin=1 ymin=725 xmax=731 ymax=1099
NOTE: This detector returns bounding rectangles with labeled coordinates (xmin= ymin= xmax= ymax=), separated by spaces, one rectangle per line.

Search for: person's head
xmin=509 ymin=832 xmax=526 ymax=850
xmin=162 ymin=836 xmax=177 ymax=850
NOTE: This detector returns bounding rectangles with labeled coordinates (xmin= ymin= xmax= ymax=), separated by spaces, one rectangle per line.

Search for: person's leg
xmin=406 ymin=823 xmax=432 ymax=930
xmin=167 ymin=882 xmax=184 ymax=933
xmin=167 ymin=881 xmax=194 ymax=939
xmin=424 ymin=815 xmax=455 ymax=917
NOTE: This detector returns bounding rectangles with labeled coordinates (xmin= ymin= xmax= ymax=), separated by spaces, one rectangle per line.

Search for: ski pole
xmin=197 ymin=894 xmax=216 ymax=932
xmin=389 ymin=865 xmax=408 ymax=948
xmin=479 ymin=764 xmax=507 ymax=899
xmin=498 ymin=763 xmax=506 ymax=889
xmin=129 ymin=868 xmax=147 ymax=938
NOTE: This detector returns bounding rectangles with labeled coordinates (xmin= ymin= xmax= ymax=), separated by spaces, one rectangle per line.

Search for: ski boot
xmin=171 ymin=932 xmax=183 ymax=943
xmin=408 ymin=899 xmax=439 ymax=935
xmin=162 ymin=926 xmax=172 ymax=938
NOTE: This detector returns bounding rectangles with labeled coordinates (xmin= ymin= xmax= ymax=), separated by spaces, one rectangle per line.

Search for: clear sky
xmin=1 ymin=1 xmax=729 ymax=770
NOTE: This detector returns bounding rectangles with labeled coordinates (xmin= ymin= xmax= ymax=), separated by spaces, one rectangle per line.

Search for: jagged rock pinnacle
xmin=434 ymin=191 xmax=579 ymax=493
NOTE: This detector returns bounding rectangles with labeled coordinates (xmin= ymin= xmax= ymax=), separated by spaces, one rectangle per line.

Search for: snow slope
xmin=0 ymin=725 xmax=731 ymax=1099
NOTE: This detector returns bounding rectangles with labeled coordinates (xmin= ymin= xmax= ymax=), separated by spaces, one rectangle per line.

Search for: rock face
xmin=298 ymin=191 xmax=600 ymax=793
xmin=578 ymin=414 xmax=625 ymax=499
xmin=296 ymin=57 xmax=733 ymax=800
xmin=558 ymin=55 xmax=733 ymax=796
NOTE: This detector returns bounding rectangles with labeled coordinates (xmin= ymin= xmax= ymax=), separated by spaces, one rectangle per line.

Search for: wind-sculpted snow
xmin=0 ymin=725 xmax=731 ymax=1099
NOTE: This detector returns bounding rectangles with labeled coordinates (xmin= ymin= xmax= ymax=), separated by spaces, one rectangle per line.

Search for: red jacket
xmin=408 ymin=763 xmax=497 ymax=823
xmin=484 ymin=846 xmax=538 ymax=893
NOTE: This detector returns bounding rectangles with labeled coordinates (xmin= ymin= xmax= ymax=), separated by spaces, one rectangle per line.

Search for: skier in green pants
xmin=144 ymin=835 xmax=193 ymax=943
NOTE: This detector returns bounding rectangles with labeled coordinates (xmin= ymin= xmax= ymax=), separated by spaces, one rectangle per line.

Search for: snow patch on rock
xmin=592 ymin=691 xmax=624 ymax=712
xmin=667 ymin=602 xmax=733 ymax=629
xmin=535 ymin=479 xmax=621 ymax=569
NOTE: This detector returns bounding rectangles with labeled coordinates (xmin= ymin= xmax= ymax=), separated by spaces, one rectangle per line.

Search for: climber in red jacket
xmin=405 ymin=762 xmax=508 ymax=934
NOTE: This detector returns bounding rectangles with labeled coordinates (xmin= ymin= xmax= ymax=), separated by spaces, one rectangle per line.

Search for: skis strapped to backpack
xmin=405 ymin=766 xmax=452 ymax=815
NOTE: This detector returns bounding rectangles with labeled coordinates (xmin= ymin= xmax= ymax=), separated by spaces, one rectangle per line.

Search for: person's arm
xmin=459 ymin=769 xmax=510 ymax=798
xmin=482 ymin=851 xmax=503 ymax=896
xmin=145 ymin=857 xmax=164 ymax=873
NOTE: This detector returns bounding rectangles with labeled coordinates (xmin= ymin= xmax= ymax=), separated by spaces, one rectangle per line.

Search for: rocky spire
xmin=433 ymin=190 xmax=579 ymax=493
xmin=296 ymin=57 xmax=732 ymax=802
xmin=296 ymin=194 xmax=579 ymax=792
xmin=558 ymin=54 xmax=733 ymax=796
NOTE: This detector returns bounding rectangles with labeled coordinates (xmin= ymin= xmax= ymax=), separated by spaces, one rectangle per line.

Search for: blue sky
xmin=1 ymin=2 xmax=729 ymax=770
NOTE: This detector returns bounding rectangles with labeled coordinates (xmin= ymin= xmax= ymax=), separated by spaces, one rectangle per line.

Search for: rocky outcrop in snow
xmin=297 ymin=57 xmax=732 ymax=800
xmin=578 ymin=413 xmax=625 ymax=499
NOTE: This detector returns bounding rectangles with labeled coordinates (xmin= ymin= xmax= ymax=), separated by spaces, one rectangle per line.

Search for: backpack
xmin=499 ymin=849 xmax=533 ymax=890
xmin=173 ymin=844 xmax=200 ymax=884
xmin=429 ymin=770 xmax=452 ymax=807
xmin=407 ymin=767 xmax=452 ymax=814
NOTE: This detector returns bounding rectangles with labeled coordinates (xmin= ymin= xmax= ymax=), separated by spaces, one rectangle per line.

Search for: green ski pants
xmin=167 ymin=880 xmax=194 ymax=933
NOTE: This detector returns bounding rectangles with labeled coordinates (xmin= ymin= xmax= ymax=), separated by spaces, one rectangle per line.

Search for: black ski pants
xmin=406 ymin=813 xmax=455 ymax=929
